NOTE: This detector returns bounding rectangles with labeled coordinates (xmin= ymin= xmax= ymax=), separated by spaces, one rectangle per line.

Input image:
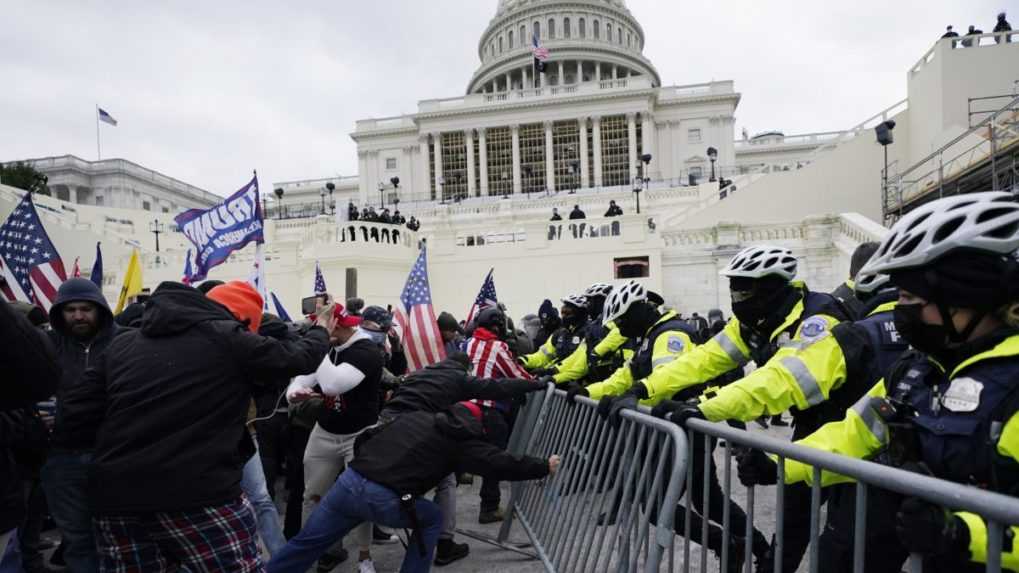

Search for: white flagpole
xmin=95 ymin=104 xmax=101 ymax=160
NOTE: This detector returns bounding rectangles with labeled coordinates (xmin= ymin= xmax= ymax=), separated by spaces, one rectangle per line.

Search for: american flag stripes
xmin=314 ymin=261 xmax=327 ymax=295
xmin=464 ymin=268 xmax=498 ymax=326
xmin=393 ymin=247 xmax=446 ymax=372
xmin=465 ymin=330 xmax=533 ymax=409
xmin=532 ymin=32 xmax=550 ymax=61
xmin=0 ymin=193 xmax=66 ymax=310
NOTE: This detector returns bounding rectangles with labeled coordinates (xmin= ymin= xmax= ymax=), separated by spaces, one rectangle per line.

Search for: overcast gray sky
xmin=0 ymin=0 xmax=1006 ymax=196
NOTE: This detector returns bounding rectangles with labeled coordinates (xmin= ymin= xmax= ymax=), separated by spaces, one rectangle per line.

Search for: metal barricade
xmin=681 ymin=418 xmax=1019 ymax=573
xmin=491 ymin=385 xmax=690 ymax=573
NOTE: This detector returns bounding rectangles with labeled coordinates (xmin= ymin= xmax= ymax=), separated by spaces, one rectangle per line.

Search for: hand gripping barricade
xmin=481 ymin=384 xmax=690 ymax=573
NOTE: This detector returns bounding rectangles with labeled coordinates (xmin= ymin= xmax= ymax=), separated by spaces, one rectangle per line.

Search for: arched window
xmin=548 ymin=18 xmax=555 ymax=39
xmin=617 ymin=27 xmax=623 ymax=44
xmin=579 ymin=18 xmax=586 ymax=38
xmin=564 ymin=17 xmax=571 ymax=38
xmin=533 ymin=21 xmax=540 ymax=40
xmin=508 ymin=30 xmax=514 ymax=49
xmin=606 ymin=23 xmax=612 ymax=42
xmin=499 ymin=36 xmax=504 ymax=53
xmin=593 ymin=19 xmax=600 ymax=39
xmin=520 ymin=25 xmax=526 ymax=44
xmin=627 ymin=32 xmax=631 ymax=47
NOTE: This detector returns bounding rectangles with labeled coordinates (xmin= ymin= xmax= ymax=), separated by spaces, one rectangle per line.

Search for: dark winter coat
xmin=1 ymin=301 xmax=60 ymax=531
xmin=60 ymin=282 xmax=330 ymax=513
xmin=350 ymin=406 xmax=548 ymax=497
xmin=382 ymin=356 xmax=540 ymax=418
xmin=47 ymin=278 xmax=123 ymax=450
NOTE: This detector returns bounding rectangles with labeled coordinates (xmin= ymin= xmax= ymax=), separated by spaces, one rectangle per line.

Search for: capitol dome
xmin=468 ymin=0 xmax=660 ymax=94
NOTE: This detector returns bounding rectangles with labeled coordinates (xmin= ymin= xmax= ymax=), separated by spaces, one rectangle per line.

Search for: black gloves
xmin=650 ymin=399 xmax=686 ymax=421
xmin=536 ymin=374 xmax=555 ymax=386
xmin=736 ymin=449 xmax=778 ymax=486
xmin=597 ymin=393 xmax=639 ymax=427
xmin=531 ymin=368 xmax=556 ymax=377
xmin=895 ymin=497 xmax=969 ymax=557
xmin=565 ymin=384 xmax=589 ymax=405
xmin=649 ymin=399 xmax=705 ymax=429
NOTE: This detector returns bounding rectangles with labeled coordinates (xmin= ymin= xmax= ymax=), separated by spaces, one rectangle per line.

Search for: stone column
xmin=557 ymin=61 xmax=564 ymax=86
xmin=544 ymin=121 xmax=556 ymax=193
xmin=525 ymin=65 xmax=532 ymax=89
xmin=595 ymin=61 xmax=601 ymax=82
xmin=418 ymin=135 xmax=430 ymax=201
xmin=641 ymin=113 xmax=655 ymax=178
xmin=433 ymin=133 xmax=444 ymax=199
xmin=357 ymin=151 xmax=369 ymax=205
xmin=465 ymin=129 xmax=477 ymax=197
xmin=511 ymin=125 xmax=522 ymax=195
xmin=592 ymin=116 xmax=603 ymax=187
xmin=612 ymin=65 xmax=618 ymax=80
xmin=69 ymin=187 xmax=78 ymax=204
xmin=479 ymin=128 xmax=489 ymax=196
xmin=505 ymin=72 xmax=512 ymax=91
xmin=627 ymin=113 xmax=638 ymax=182
xmin=579 ymin=117 xmax=589 ymax=188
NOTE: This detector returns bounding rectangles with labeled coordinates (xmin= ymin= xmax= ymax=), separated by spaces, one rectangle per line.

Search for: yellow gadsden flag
xmin=114 ymin=249 xmax=143 ymax=314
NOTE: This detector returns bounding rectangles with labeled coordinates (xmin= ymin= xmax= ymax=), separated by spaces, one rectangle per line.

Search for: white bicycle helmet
xmin=721 ymin=245 xmax=798 ymax=281
xmin=602 ymin=280 xmax=647 ymax=323
xmin=584 ymin=282 xmax=614 ymax=298
xmin=853 ymin=272 xmax=891 ymax=296
xmin=561 ymin=294 xmax=588 ymax=309
xmin=860 ymin=192 xmax=1019 ymax=276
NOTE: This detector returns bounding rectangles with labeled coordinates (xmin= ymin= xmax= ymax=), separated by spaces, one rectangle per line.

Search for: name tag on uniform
xmin=942 ymin=377 xmax=983 ymax=413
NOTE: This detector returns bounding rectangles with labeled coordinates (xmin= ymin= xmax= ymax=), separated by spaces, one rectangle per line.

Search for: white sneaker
xmin=357 ymin=559 xmax=376 ymax=573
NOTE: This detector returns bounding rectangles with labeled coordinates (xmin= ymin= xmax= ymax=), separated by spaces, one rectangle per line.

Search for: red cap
xmin=458 ymin=401 xmax=485 ymax=428
xmin=208 ymin=281 xmax=264 ymax=333
xmin=333 ymin=303 xmax=363 ymax=328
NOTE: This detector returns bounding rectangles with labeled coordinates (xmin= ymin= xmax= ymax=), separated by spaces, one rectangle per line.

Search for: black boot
xmin=434 ymin=538 xmax=470 ymax=566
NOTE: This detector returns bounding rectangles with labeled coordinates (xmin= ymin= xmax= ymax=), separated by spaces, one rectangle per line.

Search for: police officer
xmin=617 ymin=244 xmax=852 ymax=573
xmin=735 ymin=270 xmax=910 ymax=572
xmin=551 ymin=283 xmax=632 ymax=386
xmin=522 ymin=294 xmax=588 ymax=373
xmin=581 ymin=281 xmax=767 ymax=571
xmin=766 ymin=192 xmax=1019 ymax=572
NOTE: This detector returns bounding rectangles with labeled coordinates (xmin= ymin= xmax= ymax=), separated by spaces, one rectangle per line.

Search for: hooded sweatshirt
xmin=59 ymin=282 xmax=329 ymax=513
xmin=47 ymin=277 xmax=122 ymax=450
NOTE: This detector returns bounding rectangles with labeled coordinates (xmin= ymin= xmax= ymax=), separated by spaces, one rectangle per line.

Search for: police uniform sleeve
xmin=954 ymin=409 xmax=1019 ymax=571
xmin=593 ymin=323 xmax=627 ymax=357
xmin=552 ymin=341 xmax=588 ymax=385
xmin=642 ymin=318 xmax=750 ymax=403
xmin=783 ymin=380 xmax=890 ymax=486
xmin=698 ymin=315 xmax=846 ymax=422
xmin=587 ymin=329 xmax=695 ymax=403
xmin=522 ymin=336 xmax=557 ymax=370
xmin=585 ymin=362 xmax=633 ymax=400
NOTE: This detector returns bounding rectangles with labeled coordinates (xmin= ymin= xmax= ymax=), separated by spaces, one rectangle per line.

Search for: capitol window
xmin=593 ymin=20 xmax=600 ymax=39
xmin=499 ymin=36 xmax=504 ymax=52
xmin=564 ymin=18 xmax=571 ymax=38
xmin=606 ymin=23 xmax=612 ymax=42
xmin=533 ymin=21 xmax=540 ymax=39
xmin=579 ymin=18 xmax=586 ymax=38
xmin=617 ymin=27 xmax=622 ymax=44
xmin=688 ymin=128 xmax=702 ymax=143
xmin=548 ymin=19 xmax=555 ymax=39
xmin=520 ymin=25 xmax=526 ymax=43
xmin=508 ymin=30 xmax=514 ymax=48
xmin=386 ymin=158 xmax=397 ymax=170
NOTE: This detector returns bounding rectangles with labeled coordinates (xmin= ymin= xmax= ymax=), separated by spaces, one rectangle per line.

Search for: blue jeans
xmin=268 ymin=469 xmax=441 ymax=573
xmin=241 ymin=451 xmax=286 ymax=556
xmin=0 ymin=529 xmax=20 ymax=573
xmin=41 ymin=451 xmax=98 ymax=573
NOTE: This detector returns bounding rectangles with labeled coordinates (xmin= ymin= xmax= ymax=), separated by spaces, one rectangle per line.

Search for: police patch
xmin=798 ymin=316 xmax=828 ymax=342
xmin=942 ymin=377 xmax=983 ymax=413
xmin=667 ymin=335 xmax=685 ymax=353
xmin=572 ymin=336 xmax=581 ymax=345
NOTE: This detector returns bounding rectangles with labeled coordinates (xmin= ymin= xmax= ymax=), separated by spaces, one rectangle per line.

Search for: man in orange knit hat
xmin=59 ymin=281 xmax=332 ymax=573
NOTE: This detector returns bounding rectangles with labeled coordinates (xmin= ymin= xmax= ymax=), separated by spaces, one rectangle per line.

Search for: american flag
xmin=532 ymin=32 xmax=550 ymax=61
xmin=71 ymin=257 xmax=81 ymax=278
xmin=465 ymin=268 xmax=498 ymax=326
xmin=314 ymin=261 xmax=327 ymax=295
xmin=393 ymin=247 xmax=446 ymax=372
xmin=0 ymin=193 xmax=67 ymax=310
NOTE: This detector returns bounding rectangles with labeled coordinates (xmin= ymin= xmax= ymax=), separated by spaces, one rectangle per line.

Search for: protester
xmin=348 ymin=201 xmax=359 ymax=221
xmin=1 ymin=300 xmax=60 ymax=568
xmin=568 ymin=205 xmax=586 ymax=219
xmin=286 ymin=303 xmax=383 ymax=573
xmin=533 ymin=299 xmax=561 ymax=348
xmin=941 ymin=25 xmax=959 ymax=38
xmin=830 ymin=241 xmax=880 ymax=320
xmin=550 ymin=208 xmax=562 ymax=221
xmin=267 ymin=400 xmax=558 ymax=573
xmin=604 ymin=200 xmax=623 ymax=217
xmin=437 ymin=311 xmax=465 ymax=356
xmin=962 ymin=24 xmax=984 ymax=46
xmin=40 ymin=277 xmax=123 ymax=573
xmin=994 ymin=12 xmax=1012 ymax=40
xmin=407 ymin=216 xmax=421 ymax=231
xmin=58 ymin=281 xmax=331 ymax=572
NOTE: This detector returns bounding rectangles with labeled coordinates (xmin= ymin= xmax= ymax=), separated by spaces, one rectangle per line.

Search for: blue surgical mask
xmin=365 ymin=330 xmax=387 ymax=347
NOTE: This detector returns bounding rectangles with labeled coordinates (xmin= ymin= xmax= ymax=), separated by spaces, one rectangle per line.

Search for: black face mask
xmin=562 ymin=309 xmax=586 ymax=329
xmin=893 ymin=303 xmax=950 ymax=357
xmin=616 ymin=303 xmax=658 ymax=339
xmin=732 ymin=285 xmax=793 ymax=332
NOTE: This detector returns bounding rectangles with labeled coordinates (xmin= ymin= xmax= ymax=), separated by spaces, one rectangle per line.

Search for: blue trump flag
xmin=89 ymin=242 xmax=103 ymax=287
xmin=174 ymin=174 xmax=263 ymax=282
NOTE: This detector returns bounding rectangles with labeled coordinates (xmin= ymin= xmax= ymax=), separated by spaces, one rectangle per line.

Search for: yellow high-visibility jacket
xmin=552 ymin=323 xmax=629 ymax=384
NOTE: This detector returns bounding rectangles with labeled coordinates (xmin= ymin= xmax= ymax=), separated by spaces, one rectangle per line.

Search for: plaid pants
xmin=94 ymin=495 xmax=263 ymax=573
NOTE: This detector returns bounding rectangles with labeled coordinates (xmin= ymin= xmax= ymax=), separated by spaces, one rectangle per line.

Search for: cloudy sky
xmin=1 ymin=0 xmax=1006 ymax=196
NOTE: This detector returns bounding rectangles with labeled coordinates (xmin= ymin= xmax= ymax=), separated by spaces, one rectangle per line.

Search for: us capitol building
xmin=5 ymin=0 xmax=1017 ymax=318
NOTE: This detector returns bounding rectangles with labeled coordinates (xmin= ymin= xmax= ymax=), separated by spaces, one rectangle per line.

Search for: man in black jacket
xmin=41 ymin=277 xmax=121 ymax=573
xmin=1 ymin=300 xmax=60 ymax=562
xmin=267 ymin=403 xmax=558 ymax=573
xmin=59 ymin=281 xmax=331 ymax=572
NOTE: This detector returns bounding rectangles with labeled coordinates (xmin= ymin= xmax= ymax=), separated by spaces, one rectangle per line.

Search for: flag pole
xmin=95 ymin=104 xmax=101 ymax=160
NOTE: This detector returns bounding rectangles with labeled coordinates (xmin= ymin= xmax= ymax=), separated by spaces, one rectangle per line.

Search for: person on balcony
xmin=569 ymin=205 xmax=586 ymax=238
xmin=406 ymin=216 xmax=420 ymax=232
xmin=604 ymin=200 xmax=623 ymax=217
xmin=961 ymin=25 xmax=984 ymax=47
xmin=941 ymin=25 xmax=959 ymax=38
xmin=550 ymin=207 xmax=562 ymax=221
xmin=347 ymin=201 xmax=359 ymax=222
xmin=994 ymin=12 xmax=1011 ymax=43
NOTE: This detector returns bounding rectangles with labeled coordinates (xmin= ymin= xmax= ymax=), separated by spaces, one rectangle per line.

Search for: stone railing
xmin=910 ymin=31 xmax=1019 ymax=77
xmin=420 ymin=76 xmax=656 ymax=114
xmin=660 ymin=213 xmax=887 ymax=250
xmin=734 ymin=130 xmax=844 ymax=150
